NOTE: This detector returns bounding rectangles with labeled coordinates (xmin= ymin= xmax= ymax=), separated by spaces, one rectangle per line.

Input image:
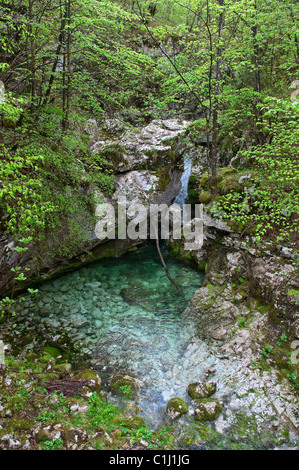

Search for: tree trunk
xmin=209 ymin=0 xmax=224 ymax=188
xmin=42 ymin=2 xmax=68 ymax=107
xmin=62 ymin=0 xmax=71 ymax=130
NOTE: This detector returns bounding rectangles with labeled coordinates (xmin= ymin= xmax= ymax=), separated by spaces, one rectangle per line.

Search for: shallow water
xmin=18 ymin=242 xmax=205 ymax=425
xmin=13 ymin=242 xmax=299 ymax=449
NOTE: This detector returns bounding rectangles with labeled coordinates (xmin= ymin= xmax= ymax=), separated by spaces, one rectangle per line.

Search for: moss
xmin=218 ymin=177 xmax=241 ymax=195
xmin=219 ymin=167 xmax=237 ymax=176
xmin=16 ymin=333 xmax=35 ymax=348
xmin=36 ymin=429 xmax=51 ymax=443
xmin=179 ymin=429 xmax=196 ymax=447
xmin=89 ymin=435 xmax=105 ymax=449
xmin=115 ymin=415 xmax=146 ymax=429
xmin=227 ymin=219 xmax=247 ymax=233
xmin=187 ymin=188 xmax=199 ymax=204
xmin=26 ymin=352 xmax=37 ymax=363
xmin=200 ymin=173 xmax=209 ymax=188
xmin=193 ymin=399 xmax=222 ymax=422
xmin=99 ymin=143 xmax=127 ymax=166
xmin=193 ymin=422 xmax=220 ymax=441
xmin=153 ymin=426 xmax=176 ymax=449
xmin=188 ymin=382 xmax=216 ymax=399
xmin=189 ymin=174 xmax=198 ymax=185
xmin=166 ymin=398 xmax=188 ymax=419
xmin=226 ymin=411 xmax=284 ymax=448
xmin=155 ymin=166 xmax=171 ymax=190
xmin=10 ymin=417 xmax=34 ymax=431
xmin=110 ymin=373 xmax=137 ymax=397
xmin=55 ymin=363 xmax=72 ymax=376
xmin=197 ymin=261 xmax=206 ymax=271
xmin=42 ymin=346 xmax=61 ymax=358
xmin=199 ymin=191 xmax=212 ymax=204
xmin=72 ymin=369 xmax=102 ymax=393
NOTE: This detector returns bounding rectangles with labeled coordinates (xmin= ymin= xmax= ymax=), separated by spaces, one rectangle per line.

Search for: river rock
xmin=110 ymin=372 xmax=140 ymax=397
xmin=211 ymin=327 xmax=227 ymax=341
xmin=68 ymin=314 xmax=90 ymax=328
xmin=193 ymin=400 xmax=222 ymax=422
xmin=188 ymin=381 xmax=217 ymax=399
xmin=72 ymin=369 xmax=102 ymax=393
xmin=166 ymin=397 xmax=188 ymax=419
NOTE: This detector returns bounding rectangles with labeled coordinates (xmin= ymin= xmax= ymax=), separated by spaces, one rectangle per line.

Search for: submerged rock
xmin=68 ymin=314 xmax=90 ymax=328
xmin=120 ymin=285 xmax=156 ymax=311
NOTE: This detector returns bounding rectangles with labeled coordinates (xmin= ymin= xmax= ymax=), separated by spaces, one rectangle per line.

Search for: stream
xmin=17 ymin=242 xmax=206 ymax=425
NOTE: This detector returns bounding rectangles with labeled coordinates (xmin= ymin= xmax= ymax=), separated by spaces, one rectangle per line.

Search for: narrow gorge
xmin=1 ymin=118 xmax=298 ymax=450
xmin=1 ymin=0 xmax=298 ymax=452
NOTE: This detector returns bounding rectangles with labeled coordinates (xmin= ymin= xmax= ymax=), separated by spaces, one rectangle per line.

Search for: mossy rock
xmin=42 ymin=346 xmax=61 ymax=358
xmin=188 ymin=382 xmax=216 ymax=399
xmin=218 ymin=177 xmax=241 ymax=195
xmin=115 ymin=415 xmax=145 ymax=429
xmin=166 ymin=397 xmax=188 ymax=419
xmin=100 ymin=143 xmax=127 ymax=166
xmin=200 ymin=173 xmax=209 ymax=188
xmin=199 ymin=191 xmax=212 ymax=204
xmin=110 ymin=372 xmax=138 ymax=397
xmin=40 ymin=345 xmax=68 ymax=365
xmin=72 ymin=369 xmax=101 ymax=393
xmin=193 ymin=399 xmax=222 ymax=422
xmin=55 ymin=363 xmax=72 ymax=376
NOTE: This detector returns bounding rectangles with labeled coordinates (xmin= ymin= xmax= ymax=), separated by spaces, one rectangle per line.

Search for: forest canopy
xmin=0 ymin=0 xmax=298 ymax=246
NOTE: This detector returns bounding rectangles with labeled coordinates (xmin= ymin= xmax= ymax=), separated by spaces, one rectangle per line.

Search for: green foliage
xmin=42 ymin=438 xmax=64 ymax=450
xmin=211 ymin=98 xmax=299 ymax=243
xmin=0 ymin=122 xmax=114 ymax=254
xmin=0 ymin=0 xmax=162 ymax=117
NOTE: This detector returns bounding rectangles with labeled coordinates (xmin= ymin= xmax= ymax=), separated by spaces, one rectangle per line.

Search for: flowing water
xmin=18 ymin=242 xmax=205 ymax=425
xmin=173 ymin=155 xmax=192 ymax=210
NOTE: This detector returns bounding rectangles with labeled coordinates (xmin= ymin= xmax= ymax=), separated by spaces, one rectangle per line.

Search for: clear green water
xmin=19 ymin=242 xmax=205 ymax=424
